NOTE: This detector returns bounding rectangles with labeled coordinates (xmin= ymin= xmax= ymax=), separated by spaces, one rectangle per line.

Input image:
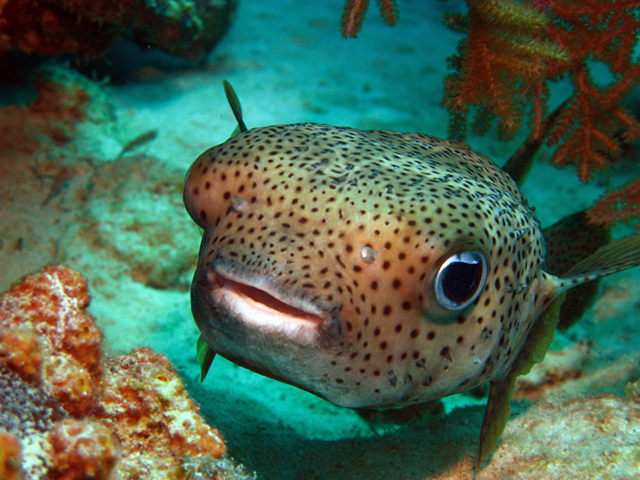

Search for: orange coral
xmin=340 ymin=0 xmax=399 ymax=38
xmin=541 ymin=0 xmax=640 ymax=181
xmin=0 ymin=431 xmax=22 ymax=480
xmin=442 ymin=0 xmax=640 ymax=182
xmin=0 ymin=265 xmax=230 ymax=480
xmin=98 ymin=347 xmax=227 ymax=476
xmin=0 ymin=329 xmax=42 ymax=380
xmin=47 ymin=419 xmax=120 ymax=480
xmin=0 ymin=265 xmax=102 ymax=416
xmin=587 ymin=176 xmax=640 ymax=228
xmin=442 ymin=0 xmax=564 ymax=141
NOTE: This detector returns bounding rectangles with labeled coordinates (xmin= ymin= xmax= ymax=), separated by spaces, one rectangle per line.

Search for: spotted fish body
xmin=184 ymin=103 xmax=640 ymax=466
xmin=186 ymin=123 xmax=557 ymax=405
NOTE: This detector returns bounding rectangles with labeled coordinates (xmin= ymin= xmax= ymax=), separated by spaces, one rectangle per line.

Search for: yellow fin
xmin=196 ymin=333 xmax=216 ymax=382
xmin=223 ymin=79 xmax=248 ymax=134
xmin=476 ymin=293 xmax=565 ymax=469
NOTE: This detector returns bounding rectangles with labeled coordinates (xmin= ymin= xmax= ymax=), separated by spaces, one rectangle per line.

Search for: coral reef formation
xmin=0 ymin=264 xmax=251 ymax=479
xmin=442 ymin=0 xmax=640 ymax=182
xmin=0 ymin=0 xmax=237 ymax=61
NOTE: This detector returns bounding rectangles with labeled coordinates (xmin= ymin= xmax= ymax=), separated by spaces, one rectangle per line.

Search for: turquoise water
xmin=1 ymin=1 xmax=640 ymax=479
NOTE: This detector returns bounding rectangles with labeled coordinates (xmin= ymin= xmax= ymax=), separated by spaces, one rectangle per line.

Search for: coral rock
xmin=0 ymin=0 xmax=237 ymax=61
xmin=0 ymin=264 xmax=102 ymax=416
xmin=99 ymin=348 xmax=226 ymax=477
xmin=514 ymin=342 xmax=591 ymax=402
xmin=0 ymin=329 xmax=42 ymax=380
xmin=0 ymin=265 xmax=231 ymax=480
xmin=0 ymin=431 xmax=22 ymax=480
xmin=478 ymin=394 xmax=640 ymax=479
xmin=47 ymin=419 xmax=119 ymax=480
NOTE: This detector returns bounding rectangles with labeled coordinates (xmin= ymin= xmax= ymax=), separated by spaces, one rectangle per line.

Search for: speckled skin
xmin=184 ymin=123 xmax=559 ymax=408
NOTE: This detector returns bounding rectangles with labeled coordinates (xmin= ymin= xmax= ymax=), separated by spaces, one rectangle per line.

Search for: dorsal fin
xmin=502 ymin=98 xmax=569 ymax=187
xmin=223 ymin=79 xmax=248 ymax=134
xmin=542 ymin=210 xmax=611 ymax=330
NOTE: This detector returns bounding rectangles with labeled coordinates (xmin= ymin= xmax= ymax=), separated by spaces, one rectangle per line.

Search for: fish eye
xmin=434 ymin=251 xmax=487 ymax=310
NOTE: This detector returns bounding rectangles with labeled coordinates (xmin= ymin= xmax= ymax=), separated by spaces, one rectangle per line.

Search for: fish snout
xmin=193 ymin=258 xmax=344 ymax=350
xmin=183 ymin=147 xmax=255 ymax=229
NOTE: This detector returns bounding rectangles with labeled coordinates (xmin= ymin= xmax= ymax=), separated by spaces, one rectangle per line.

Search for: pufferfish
xmin=183 ymin=82 xmax=640 ymax=468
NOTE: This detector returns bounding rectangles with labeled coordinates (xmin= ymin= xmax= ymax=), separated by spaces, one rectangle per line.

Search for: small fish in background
xmin=117 ymin=129 xmax=158 ymax=159
xmin=183 ymin=82 xmax=640 ymax=468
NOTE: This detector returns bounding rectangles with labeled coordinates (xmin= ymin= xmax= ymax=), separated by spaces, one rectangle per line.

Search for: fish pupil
xmin=435 ymin=251 xmax=488 ymax=310
xmin=441 ymin=262 xmax=482 ymax=302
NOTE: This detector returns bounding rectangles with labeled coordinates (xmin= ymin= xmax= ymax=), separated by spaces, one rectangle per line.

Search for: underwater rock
xmin=0 ymin=65 xmax=115 ymax=156
xmin=476 ymin=394 xmax=640 ymax=479
xmin=514 ymin=342 xmax=591 ymax=402
xmin=0 ymin=265 xmax=237 ymax=479
xmin=0 ymin=64 xmax=198 ymax=293
xmin=0 ymin=0 xmax=236 ymax=61
xmin=83 ymin=155 xmax=201 ymax=291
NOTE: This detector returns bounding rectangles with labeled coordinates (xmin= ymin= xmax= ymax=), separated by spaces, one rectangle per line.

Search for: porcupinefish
xmin=183 ymin=83 xmax=640 ymax=468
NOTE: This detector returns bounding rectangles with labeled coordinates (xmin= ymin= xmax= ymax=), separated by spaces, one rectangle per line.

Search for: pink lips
xmin=212 ymin=272 xmax=324 ymax=345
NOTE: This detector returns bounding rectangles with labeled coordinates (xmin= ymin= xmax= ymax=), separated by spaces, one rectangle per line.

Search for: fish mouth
xmin=208 ymin=265 xmax=330 ymax=345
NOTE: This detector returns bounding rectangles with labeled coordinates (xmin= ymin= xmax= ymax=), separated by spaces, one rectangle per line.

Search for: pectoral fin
xmin=542 ymin=210 xmax=611 ymax=330
xmin=477 ymin=293 xmax=565 ymax=469
xmin=197 ymin=333 xmax=216 ymax=382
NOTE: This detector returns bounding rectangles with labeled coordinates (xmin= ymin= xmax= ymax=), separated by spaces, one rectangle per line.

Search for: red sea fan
xmin=442 ymin=0 xmax=640 ymax=182
xmin=341 ymin=0 xmax=399 ymax=38
xmin=587 ymin=176 xmax=640 ymax=228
